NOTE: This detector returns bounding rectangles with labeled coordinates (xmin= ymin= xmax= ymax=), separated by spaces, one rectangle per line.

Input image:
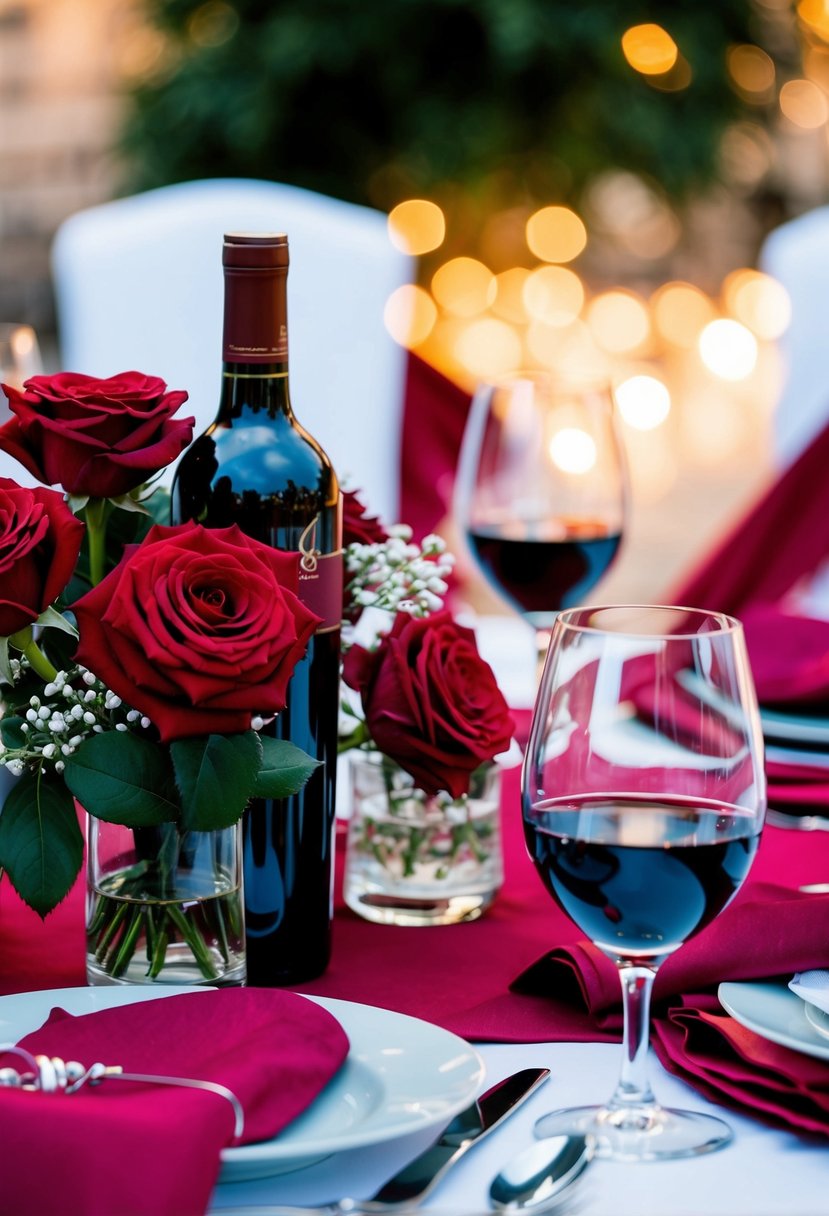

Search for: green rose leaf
xmin=35 ymin=605 xmax=79 ymax=638
xmin=0 ymin=637 xmax=13 ymax=685
xmin=171 ymin=731 xmax=262 ymax=832
xmin=0 ymin=716 xmax=27 ymax=750
xmin=64 ymin=731 xmax=179 ymax=825
xmin=255 ymin=737 xmax=321 ymax=799
xmin=0 ymin=772 xmax=83 ymax=917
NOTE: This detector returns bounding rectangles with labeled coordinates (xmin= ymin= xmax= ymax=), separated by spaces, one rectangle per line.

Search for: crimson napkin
xmin=651 ymin=992 xmax=829 ymax=1139
xmin=741 ymin=604 xmax=829 ymax=709
xmin=0 ymin=988 xmax=349 ymax=1216
xmin=510 ymin=882 xmax=829 ymax=1034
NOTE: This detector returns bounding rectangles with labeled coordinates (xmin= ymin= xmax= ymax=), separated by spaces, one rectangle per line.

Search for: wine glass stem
xmin=608 ymin=964 xmax=658 ymax=1112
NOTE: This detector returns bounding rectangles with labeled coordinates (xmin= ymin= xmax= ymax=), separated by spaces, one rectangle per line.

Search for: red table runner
xmin=3 ymin=765 xmax=829 ymax=1045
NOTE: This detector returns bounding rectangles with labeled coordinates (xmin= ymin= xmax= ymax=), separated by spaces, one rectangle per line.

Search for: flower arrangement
xmin=0 ymin=371 xmax=319 ymax=980
xmin=338 ymin=489 xmax=515 ymax=900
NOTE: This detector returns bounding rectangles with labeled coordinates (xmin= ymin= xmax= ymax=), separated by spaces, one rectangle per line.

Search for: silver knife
xmin=215 ymin=1068 xmax=550 ymax=1216
xmin=357 ymin=1066 xmax=551 ymax=1210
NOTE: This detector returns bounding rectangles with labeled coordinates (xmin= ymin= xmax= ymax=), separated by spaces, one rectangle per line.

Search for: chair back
xmin=51 ymin=178 xmax=413 ymax=522
xmin=759 ymin=205 xmax=829 ymax=472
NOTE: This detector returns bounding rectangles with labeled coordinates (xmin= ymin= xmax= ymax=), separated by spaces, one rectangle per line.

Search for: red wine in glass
xmin=522 ymin=604 xmax=767 ymax=1162
xmin=524 ymin=795 xmax=760 ymax=960
xmin=466 ymin=522 xmax=622 ymax=628
xmin=454 ymin=373 xmax=626 ymax=678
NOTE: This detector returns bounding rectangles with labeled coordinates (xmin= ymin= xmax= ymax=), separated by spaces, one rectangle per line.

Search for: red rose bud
xmin=73 ymin=521 xmax=320 ymax=742
xmin=0 ymin=478 xmax=84 ymax=638
xmin=343 ymin=609 xmax=514 ymax=798
xmin=342 ymin=489 xmax=389 ymax=546
xmin=0 ymin=371 xmax=195 ymax=498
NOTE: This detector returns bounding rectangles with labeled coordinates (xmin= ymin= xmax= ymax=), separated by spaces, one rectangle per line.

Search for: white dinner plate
xmin=764 ymin=742 xmax=829 ymax=770
xmin=760 ymin=706 xmax=829 ymax=747
xmin=0 ymin=985 xmax=484 ymax=1182
xmin=718 ymin=980 xmax=829 ymax=1062
xmin=803 ymin=1002 xmax=829 ymax=1041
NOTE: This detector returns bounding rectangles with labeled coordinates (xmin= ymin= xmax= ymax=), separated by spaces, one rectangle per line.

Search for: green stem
xmin=109 ymin=906 xmax=144 ymax=978
xmin=8 ymin=628 xmax=58 ymax=683
xmin=166 ymin=904 xmax=219 ymax=980
xmin=147 ymin=926 xmax=170 ymax=979
xmin=94 ymin=901 xmax=130 ymax=962
xmin=84 ymin=498 xmax=108 ymax=587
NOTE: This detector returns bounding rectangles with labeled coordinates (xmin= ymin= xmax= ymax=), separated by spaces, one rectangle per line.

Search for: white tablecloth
xmin=209 ymin=1041 xmax=829 ymax=1216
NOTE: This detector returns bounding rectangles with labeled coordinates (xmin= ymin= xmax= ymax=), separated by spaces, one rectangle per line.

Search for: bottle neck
xmin=222 ymin=262 xmax=289 ymax=365
xmin=221 ymin=262 xmax=291 ymax=418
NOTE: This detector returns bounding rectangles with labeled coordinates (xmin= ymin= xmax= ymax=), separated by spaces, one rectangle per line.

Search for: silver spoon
xmin=489 ymin=1134 xmax=594 ymax=1213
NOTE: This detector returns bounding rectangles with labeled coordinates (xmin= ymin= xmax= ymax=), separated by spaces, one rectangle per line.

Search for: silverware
xmin=214 ymin=1067 xmax=550 ymax=1216
xmin=766 ymin=808 xmax=829 ymax=832
xmin=489 ymin=1134 xmax=593 ymax=1213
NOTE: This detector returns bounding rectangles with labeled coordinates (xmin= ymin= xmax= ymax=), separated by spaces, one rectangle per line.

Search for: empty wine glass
xmin=454 ymin=371 xmax=626 ymax=681
xmin=522 ymin=604 xmax=766 ymax=1161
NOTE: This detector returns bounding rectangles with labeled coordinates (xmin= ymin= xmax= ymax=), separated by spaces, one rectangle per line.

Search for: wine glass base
xmin=534 ymin=1103 xmax=733 ymax=1162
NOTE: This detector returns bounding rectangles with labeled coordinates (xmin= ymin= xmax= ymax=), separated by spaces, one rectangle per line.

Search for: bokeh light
xmin=492 ymin=268 xmax=531 ymax=323
xmin=621 ymin=24 xmax=679 ymax=76
xmin=651 ymin=281 xmax=717 ymax=347
xmin=719 ymin=121 xmax=775 ymax=186
xmin=432 ymin=257 xmax=496 ymax=317
xmin=383 ymin=285 xmax=437 ymax=347
xmin=798 ymin=0 xmax=829 ymax=44
xmin=548 ymin=427 xmax=597 ymax=474
xmin=727 ymin=44 xmax=776 ymax=99
xmin=523 ymin=266 xmax=585 ymax=327
xmin=779 ymin=78 xmax=829 ymax=128
xmin=454 ymin=319 xmax=522 ymax=380
xmin=698 ymin=319 xmax=758 ymax=380
xmin=721 ymin=269 xmax=791 ymax=340
xmin=587 ymin=290 xmax=650 ymax=354
xmin=388 ymin=199 xmax=446 ymax=255
xmin=187 ymin=1 xmax=239 ymax=48
xmin=525 ymin=206 xmax=587 ymax=263
xmin=615 ymin=375 xmax=672 ymax=430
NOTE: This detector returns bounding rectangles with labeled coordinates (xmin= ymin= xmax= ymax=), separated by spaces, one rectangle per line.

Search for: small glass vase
xmin=343 ymin=750 xmax=503 ymax=926
xmin=85 ymin=815 xmax=246 ymax=986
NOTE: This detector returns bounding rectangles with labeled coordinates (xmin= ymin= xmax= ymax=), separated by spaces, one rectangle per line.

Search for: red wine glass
xmin=522 ymin=604 xmax=767 ymax=1160
xmin=454 ymin=371 xmax=626 ymax=682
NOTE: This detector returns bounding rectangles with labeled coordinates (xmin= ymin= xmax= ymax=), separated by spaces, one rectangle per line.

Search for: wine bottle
xmin=171 ymin=233 xmax=342 ymax=985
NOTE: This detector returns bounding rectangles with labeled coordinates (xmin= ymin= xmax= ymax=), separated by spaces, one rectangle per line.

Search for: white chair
xmin=51 ymin=178 xmax=414 ymax=523
xmin=759 ymin=205 xmax=829 ymax=472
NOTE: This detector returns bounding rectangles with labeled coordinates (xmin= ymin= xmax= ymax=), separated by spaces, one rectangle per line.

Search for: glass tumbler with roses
xmin=0 ymin=371 xmax=319 ymax=985
xmin=338 ymin=490 xmax=516 ymax=925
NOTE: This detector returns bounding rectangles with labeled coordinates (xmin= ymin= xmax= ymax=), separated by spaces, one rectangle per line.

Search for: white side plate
xmin=718 ymin=980 xmax=829 ymax=1062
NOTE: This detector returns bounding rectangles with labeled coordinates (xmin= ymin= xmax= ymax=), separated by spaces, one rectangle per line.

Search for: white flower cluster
xmin=0 ymin=659 xmax=152 ymax=777
xmin=344 ymin=526 xmax=455 ymax=620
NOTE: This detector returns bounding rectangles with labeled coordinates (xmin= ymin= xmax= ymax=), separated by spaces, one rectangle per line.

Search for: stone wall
xmin=0 ymin=0 xmax=132 ymax=340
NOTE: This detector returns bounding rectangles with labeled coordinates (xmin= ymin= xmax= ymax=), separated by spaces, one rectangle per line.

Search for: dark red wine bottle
xmin=171 ymin=233 xmax=342 ymax=985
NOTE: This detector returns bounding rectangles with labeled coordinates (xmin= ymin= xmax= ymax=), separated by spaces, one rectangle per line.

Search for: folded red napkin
xmin=651 ymin=992 xmax=829 ymax=1138
xmin=510 ymin=882 xmax=829 ymax=1034
xmin=741 ymin=604 xmax=829 ymax=708
xmin=0 ymin=988 xmax=349 ymax=1216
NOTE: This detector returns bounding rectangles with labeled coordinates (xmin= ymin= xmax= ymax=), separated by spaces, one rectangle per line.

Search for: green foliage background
xmin=119 ymin=0 xmax=789 ymax=223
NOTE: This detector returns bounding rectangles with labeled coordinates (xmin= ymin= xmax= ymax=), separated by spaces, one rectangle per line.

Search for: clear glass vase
xmin=343 ymin=750 xmax=503 ymax=926
xmin=85 ymin=816 xmax=245 ymax=986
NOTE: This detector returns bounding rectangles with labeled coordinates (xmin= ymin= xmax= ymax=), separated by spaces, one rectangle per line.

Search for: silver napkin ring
xmin=0 ymin=1044 xmax=244 ymax=1140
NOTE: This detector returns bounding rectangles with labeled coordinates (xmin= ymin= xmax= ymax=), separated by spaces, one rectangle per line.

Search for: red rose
xmin=0 ymin=371 xmax=194 ymax=498
xmin=73 ymin=522 xmax=320 ymax=742
xmin=343 ymin=489 xmax=389 ymax=546
xmin=0 ymin=478 xmax=84 ymax=638
xmin=343 ymin=610 xmax=514 ymax=798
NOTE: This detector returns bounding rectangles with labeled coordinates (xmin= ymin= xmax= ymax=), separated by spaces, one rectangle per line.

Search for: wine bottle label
xmin=297 ymin=516 xmax=343 ymax=631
